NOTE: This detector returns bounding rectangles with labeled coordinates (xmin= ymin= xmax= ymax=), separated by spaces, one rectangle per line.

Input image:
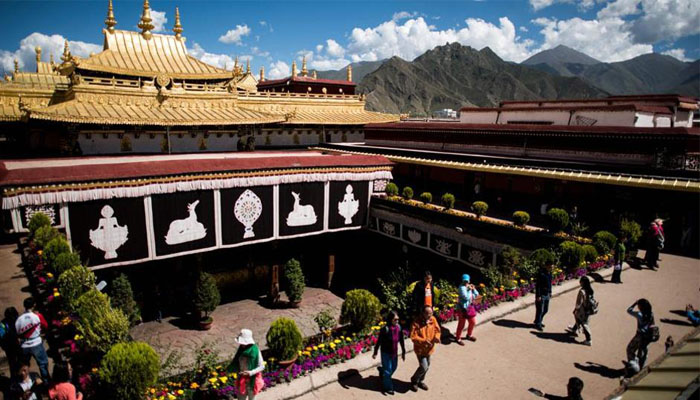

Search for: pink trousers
xmin=455 ymin=310 xmax=476 ymax=339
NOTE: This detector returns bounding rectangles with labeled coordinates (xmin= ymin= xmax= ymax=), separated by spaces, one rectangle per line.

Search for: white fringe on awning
xmin=3 ymin=170 xmax=393 ymax=209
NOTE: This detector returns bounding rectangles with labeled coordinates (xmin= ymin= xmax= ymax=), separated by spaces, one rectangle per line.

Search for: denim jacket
xmin=458 ymin=286 xmax=479 ymax=310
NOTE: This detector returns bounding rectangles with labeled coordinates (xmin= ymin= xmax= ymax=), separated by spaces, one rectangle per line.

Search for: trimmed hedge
xmin=441 ymin=193 xmax=456 ymax=210
xmin=512 ymin=211 xmax=530 ymax=227
xmin=559 ymin=241 xmax=584 ymax=271
xmin=402 ymin=186 xmax=414 ymax=200
xmin=593 ymin=230 xmax=617 ymax=255
xmin=99 ymin=342 xmax=159 ymax=400
xmin=340 ymin=289 xmax=381 ymax=332
xmin=471 ymin=201 xmax=488 ymax=218
xmin=547 ymin=208 xmax=570 ymax=232
xmin=266 ymin=318 xmax=303 ymax=361
xmin=419 ymin=192 xmax=433 ymax=204
xmin=283 ymin=258 xmax=305 ymax=303
xmin=385 ymin=182 xmax=399 ymax=196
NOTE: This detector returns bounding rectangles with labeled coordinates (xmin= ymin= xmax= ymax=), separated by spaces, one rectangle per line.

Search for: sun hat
xmin=462 ymin=274 xmax=470 ymax=282
xmin=236 ymin=329 xmax=255 ymax=345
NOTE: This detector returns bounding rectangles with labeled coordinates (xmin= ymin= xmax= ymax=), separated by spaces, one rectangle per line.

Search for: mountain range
xmin=314 ymin=44 xmax=699 ymax=116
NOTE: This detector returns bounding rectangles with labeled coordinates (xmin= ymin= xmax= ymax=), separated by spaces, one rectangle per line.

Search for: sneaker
xmin=535 ymin=324 xmax=544 ymax=331
xmin=387 ymin=390 xmax=395 ymax=395
xmin=456 ymin=340 xmax=465 ymax=346
xmin=410 ymin=384 xmax=418 ymax=392
xmin=566 ymin=326 xmax=578 ymax=335
xmin=418 ymin=382 xmax=429 ymax=391
xmin=466 ymin=336 xmax=477 ymax=342
xmin=582 ymin=340 xmax=592 ymax=346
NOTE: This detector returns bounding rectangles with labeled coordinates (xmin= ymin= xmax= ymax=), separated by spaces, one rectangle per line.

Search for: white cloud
xmin=530 ymin=0 xmax=598 ymax=11
xmin=627 ymin=0 xmax=700 ymax=43
xmin=267 ymin=60 xmax=289 ymax=79
xmin=259 ymin=21 xmax=267 ymax=27
xmin=661 ymin=48 xmax=691 ymax=62
xmin=151 ymin=9 xmax=167 ymax=33
xmin=0 ymin=32 xmax=101 ymax=74
xmin=219 ymin=24 xmax=251 ymax=45
xmin=259 ymin=20 xmax=273 ymax=32
xmin=597 ymin=0 xmax=641 ymax=18
xmin=315 ymin=44 xmax=324 ymax=53
xmin=325 ymin=39 xmax=345 ymax=58
xmin=250 ymin=46 xmax=271 ymax=60
xmin=519 ymin=26 xmax=529 ymax=32
xmin=392 ymin=11 xmax=419 ymax=21
xmin=189 ymin=42 xmax=234 ymax=70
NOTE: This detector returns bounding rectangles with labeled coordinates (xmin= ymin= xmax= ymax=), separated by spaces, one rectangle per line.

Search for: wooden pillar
xmin=269 ymin=264 xmax=280 ymax=305
xmin=327 ymin=254 xmax=335 ymax=288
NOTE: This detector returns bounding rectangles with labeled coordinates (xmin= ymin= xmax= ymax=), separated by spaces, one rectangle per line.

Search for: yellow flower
xmin=232 ymin=373 xmax=237 ymax=379
xmin=298 ymin=350 xmax=303 ymax=356
xmin=318 ymin=344 xmax=325 ymax=348
xmin=313 ymin=346 xmax=318 ymax=351
xmin=219 ymin=376 xmax=228 ymax=384
xmin=334 ymin=339 xmax=341 ymax=344
xmin=150 ymin=388 xmax=156 ymax=394
xmin=211 ymin=371 xmax=218 ymax=376
xmin=53 ymin=292 xmax=61 ymax=298
xmin=305 ymin=346 xmax=312 ymax=351
xmin=177 ymin=390 xmax=184 ymax=395
xmin=208 ymin=378 xmax=217 ymax=384
xmin=168 ymin=395 xmax=176 ymax=400
xmin=330 ymin=343 xmax=336 ymax=349
xmin=46 ymin=272 xmax=53 ymax=278
xmin=37 ymin=250 xmax=43 ymax=256
xmin=303 ymin=351 xmax=311 ymax=356
xmin=189 ymin=382 xmax=199 ymax=389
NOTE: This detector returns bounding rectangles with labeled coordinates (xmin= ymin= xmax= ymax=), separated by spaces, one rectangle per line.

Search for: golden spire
xmin=291 ymin=60 xmax=297 ymax=77
xmin=138 ymin=0 xmax=155 ymax=39
xmin=347 ymin=64 xmax=352 ymax=82
xmin=49 ymin=54 xmax=55 ymax=66
xmin=14 ymin=59 xmax=19 ymax=74
xmin=173 ymin=7 xmax=183 ymax=39
xmin=312 ymin=70 xmax=317 ymax=79
xmin=259 ymin=66 xmax=265 ymax=81
xmin=246 ymin=58 xmax=250 ymax=74
xmin=105 ymin=0 xmax=117 ymax=32
xmin=35 ymin=46 xmax=42 ymax=64
xmin=301 ymin=56 xmax=308 ymax=77
xmin=61 ymin=40 xmax=72 ymax=63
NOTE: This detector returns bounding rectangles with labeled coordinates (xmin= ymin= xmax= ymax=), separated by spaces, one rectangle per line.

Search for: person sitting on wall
xmin=686 ymin=304 xmax=700 ymax=326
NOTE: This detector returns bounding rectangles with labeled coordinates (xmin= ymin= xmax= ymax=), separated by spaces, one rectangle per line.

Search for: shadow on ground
xmin=588 ymin=273 xmax=607 ymax=284
xmin=492 ymin=319 xmax=533 ymax=329
xmin=337 ymin=368 xmax=411 ymax=394
xmin=574 ymin=361 xmax=625 ymax=379
xmin=530 ymin=331 xmax=577 ymax=344
xmin=660 ymin=318 xmax=693 ymax=327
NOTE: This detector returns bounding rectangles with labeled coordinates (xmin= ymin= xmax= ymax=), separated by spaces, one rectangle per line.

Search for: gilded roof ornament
xmin=246 ymin=59 xmax=250 ymax=74
xmin=292 ymin=60 xmax=297 ymax=77
xmin=312 ymin=70 xmax=317 ymax=79
xmin=60 ymin=40 xmax=72 ymax=63
xmin=105 ymin=0 xmax=117 ymax=32
xmin=35 ymin=46 xmax=42 ymax=64
xmin=138 ymin=0 xmax=155 ymax=39
xmin=347 ymin=64 xmax=352 ymax=82
xmin=173 ymin=7 xmax=183 ymax=39
xmin=14 ymin=59 xmax=19 ymax=74
xmin=301 ymin=56 xmax=308 ymax=77
xmin=259 ymin=66 xmax=265 ymax=81
xmin=49 ymin=54 xmax=55 ymax=66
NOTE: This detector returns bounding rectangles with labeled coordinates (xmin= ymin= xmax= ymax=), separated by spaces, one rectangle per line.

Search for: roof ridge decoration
xmin=137 ymin=0 xmax=155 ymax=39
xmin=301 ymin=56 xmax=308 ymax=77
xmin=173 ymin=7 xmax=183 ymax=39
xmin=105 ymin=0 xmax=117 ymax=32
xmin=60 ymin=41 xmax=72 ymax=64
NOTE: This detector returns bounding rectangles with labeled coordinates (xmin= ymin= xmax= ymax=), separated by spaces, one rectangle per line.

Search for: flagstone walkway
xmin=0 ymin=243 xmax=31 ymax=378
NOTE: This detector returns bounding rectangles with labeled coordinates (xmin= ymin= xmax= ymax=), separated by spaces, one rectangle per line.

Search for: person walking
xmin=1 ymin=307 xmax=21 ymax=377
xmin=625 ymin=299 xmax=657 ymax=375
xmin=48 ymin=363 xmax=82 ymax=400
xmin=611 ymin=233 xmax=626 ymax=284
xmin=534 ymin=264 xmax=553 ymax=331
xmin=566 ymin=276 xmax=595 ymax=346
xmin=454 ymin=274 xmax=479 ymax=345
xmin=9 ymin=359 xmax=43 ymax=400
xmin=411 ymin=270 xmax=436 ymax=317
xmin=644 ymin=219 xmax=664 ymax=270
xmin=409 ymin=305 xmax=441 ymax=392
xmin=228 ymin=329 xmax=264 ymax=400
xmin=15 ymin=298 xmax=49 ymax=380
xmin=372 ymin=310 xmax=406 ymax=395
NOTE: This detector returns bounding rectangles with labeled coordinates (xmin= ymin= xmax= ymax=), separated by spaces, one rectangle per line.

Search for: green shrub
xmin=28 ymin=213 xmax=52 ymax=236
xmin=34 ymin=225 xmax=60 ymax=248
xmin=74 ymin=290 xmax=129 ymax=354
xmin=99 ymin=342 xmax=159 ymax=400
xmin=58 ymin=265 xmax=96 ymax=310
xmin=570 ymin=222 xmax=589 ymax=237
xmin=193 ymin=272 xmax=220 ymax=318
xmin=441 ymin=193 xmax=455 ymax=210
xmin=518 ymin=259 xmax=539 ymax=281
xmin=529 ymin=248 xmax=556 ymax=269
xmin=547 ymin=208 xmax=570 ymax=232
xmin=499 ymin=245 xmax=521 ymax=275
xmin=313 ymin=308 xmax=336 ymax=335
xmin=559 ymin=241 xmax=585 ymax=271
xmin=385 ymin=182 xmax=399 ymax=196
xmin=620 ymin=219 xmax=642 ymax=247
xmin=484 ymin=265 xmax=506 ymax=289
xmin=419 ymin=192 xmax=433 ymax=204
xmin=340 ymin=289 xmax=381 ymax=332
xmin=512 ymin=211 xmax=530 ymax=227
xmin=43 ymin=237 xmax=71 ymax=268
xmin=110 ymin=274 xmax=141 ymax=326
xmin=471 ymin=201 xmax=488 ymax=218
xmin=402 ymin=186 xmax=414 ymax=200
xmin=377 ymin=265 xmax=412 ymax=320
xmin=283 ymin=258 xmax=305 ymax=303
xmin=582 ymin=244 xmax=598 ymax=263
xmin=52 ymin=252 xmax=81 ymax=276
xmin=266 ymin=318 xmax=303 ymax=361
xmin=435 ymin=279 xmax=458 ymax=308
xmin=593 ymin=230 xmax=617 ymax=255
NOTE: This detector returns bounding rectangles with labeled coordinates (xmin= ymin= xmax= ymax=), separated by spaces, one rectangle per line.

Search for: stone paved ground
xmin=130 ymin=287 xmax=343 ymax=374
xmin=0 ymin=243 xmax=31 ymax=377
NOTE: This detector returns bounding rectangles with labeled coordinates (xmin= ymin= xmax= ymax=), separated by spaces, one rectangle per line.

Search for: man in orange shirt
xmin=411 ymin=270 xmax=436 ymax=317
xmin=410 ymin=305 xmax=441 ymax=392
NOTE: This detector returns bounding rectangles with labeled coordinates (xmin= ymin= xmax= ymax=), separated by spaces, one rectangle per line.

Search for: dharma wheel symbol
xmin=156 ymin=74 xmax=171 ymax=88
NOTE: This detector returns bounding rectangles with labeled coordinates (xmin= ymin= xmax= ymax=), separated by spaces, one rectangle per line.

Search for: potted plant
xmin=283 ymin=258 xmax=305 ymax=308
xmin=471 ymin=201 xmax=488 ymax=219
xmin=193 ymin=272 xmax=220 ymax=330
xmin=266 ymin=318 xmax=302 ymax=369
xmin=620 ymin=219 xmax=642 ymax=259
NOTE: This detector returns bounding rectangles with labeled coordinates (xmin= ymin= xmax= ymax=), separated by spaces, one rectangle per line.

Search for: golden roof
xmin=11 ymin=72 xmax=69 ymax=87
xmin=75 ymin=29 xmax=232 ymax=80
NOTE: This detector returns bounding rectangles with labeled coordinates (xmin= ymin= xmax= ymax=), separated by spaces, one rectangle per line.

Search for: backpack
xmin=644 ymin=325 xmax=660 ymax=343
xmin=585 ymin=293 xmax=599 ymax=315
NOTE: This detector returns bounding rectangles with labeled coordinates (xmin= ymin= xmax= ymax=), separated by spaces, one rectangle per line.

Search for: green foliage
xmin=385 ymin=182 xmax=399 ymax=196
xmin=193 ymin=272 xmax=220 ymax=317
xmin=377 ymin=265 xmax=412 ymax=320
xmin=517 ymin=258 xmax=539 ymax=281
xmin=43 ymin=237 xmax=71 ymax=268
xmin=110 ymin=274 xmax=141 ymax=326
xmin=499 ymin=245 xmax=521 ymax=275
xmin=313 ymin=308 xmax=337 ymax=335
xmin=34 ymin=225 xmax=60 ymax=248
xmin=52 ymin=252 xmax=81 ymax=276
xmin=559 ymin=241 xmax=585 ymax=271
xmin=529 ymin=248 xmax=556 ymax=269
xmin=484 ymin=265 xmax=506 ymax=289
xmin=419 ymin=192 xmax=433 ymax=204
xmin=58 ymin=265 xmax=96 ymax=311
xmin=512 ymin=211 xmax=530 ymax=226
xmin=192 ymin=342 xmax=220 ymax=377
xmin=28 ymin=213 xmax=52 ymax=236
xmin=471 ymin=201 xmax=488 ymax=217
xmin=435 ymin=279 xmax=458 ymax=308
xmin=402 ymin=186 xmax=414 ymax=200
xmin=441 ymin=193 xmax=455 ymax=210
xmin=547 ymin=208 xmax=570 ymax=232
xmin=620 ymin=219 xmax=642 ymax=246
xmin=570 ymin=222 xmax=589 ymax=237
xmin=593 ymin=230 xmax=617 ymax=255
xmin=99 ymin=342 xmax=159 ymax=400
xmin=582 ymin=244 xmax=599 ymax=263
xmin=340 ymin=289 xmax=381 ymax=332
xmin=266 ymin=318 xmax=303 ymax=361
xmin=283 ymin=258 xmax=305 ymax=303
xmin=74 ymin=290 xmax=129 ymax=354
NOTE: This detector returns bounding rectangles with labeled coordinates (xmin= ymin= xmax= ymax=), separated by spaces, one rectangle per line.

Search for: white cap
xmin=236 ymin=329 xmax=255 ymax=345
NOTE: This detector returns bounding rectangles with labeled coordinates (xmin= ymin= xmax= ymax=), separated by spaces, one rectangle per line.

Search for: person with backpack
xmin=454 ymin=274 xmax=479 ymax=345
xmin=1 ymin=307 xmax=21 ymax=377
xmin=372 ymin=310 xmax=406 ymax=395
xmin=566 ymin=276 xmax=596 ymax=346
xmin=15 ymin=298 xmax=50 ymax=381
xmin=624 ymin=298 xmax=658 ymax=375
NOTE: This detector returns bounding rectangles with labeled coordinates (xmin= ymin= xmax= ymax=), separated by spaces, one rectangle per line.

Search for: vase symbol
xmin=89 ymin=205 xmax=128 ymax=260
xmin=165 ymin=200 xmax=207 ymax=245
xmin=234 ymin=189 xmax=262 ymax=238
xmin=337 ymin=184 xmax=360 ymax=224
xmin=407 ymin=229 xmax=422 ymax=243
xmin=286 ymin=192 xmax=317 ymax=227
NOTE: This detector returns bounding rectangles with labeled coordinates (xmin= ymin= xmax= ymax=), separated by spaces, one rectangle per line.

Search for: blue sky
xmin=1 ymin=0 xmax=698 ymax=78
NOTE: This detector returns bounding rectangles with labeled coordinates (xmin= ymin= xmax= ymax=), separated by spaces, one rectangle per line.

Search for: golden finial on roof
xmin=105 ymin=0 xmax=117 ymax=32
xmin=312 ymin=70 xmax=317 ymax=79
xmin=173 ymin=7 xmax=183 ymax=39
xmin=246 ymin=59 xmax=250 ymax=74
xmin=35 ymin=46 xmax=42 ymax=64
xmin=49 ymin=54 xmax=55 ymax=66
xmin=259 ymin=66 xmax=265 ymax=81
xmin=347 ymin=64 xmax=352 ymax=82
xmin=301 ymin=56 xmax=308 ymax=77
xmin=13 ymin=59 xmax=19 ymax=74
xmin=138 ymin=0 xmax=155 ymax=39
xmin=291 ymin=60 xmax=297 ymax=77
xmin=61 ymin=40 xmax=72 ymax=63
xmin=3 ymin=74 xmax=10 ymax=82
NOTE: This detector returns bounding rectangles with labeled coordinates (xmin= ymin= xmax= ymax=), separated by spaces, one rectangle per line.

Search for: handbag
xmin=466 ymin=304 xmax=477 ymax=318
